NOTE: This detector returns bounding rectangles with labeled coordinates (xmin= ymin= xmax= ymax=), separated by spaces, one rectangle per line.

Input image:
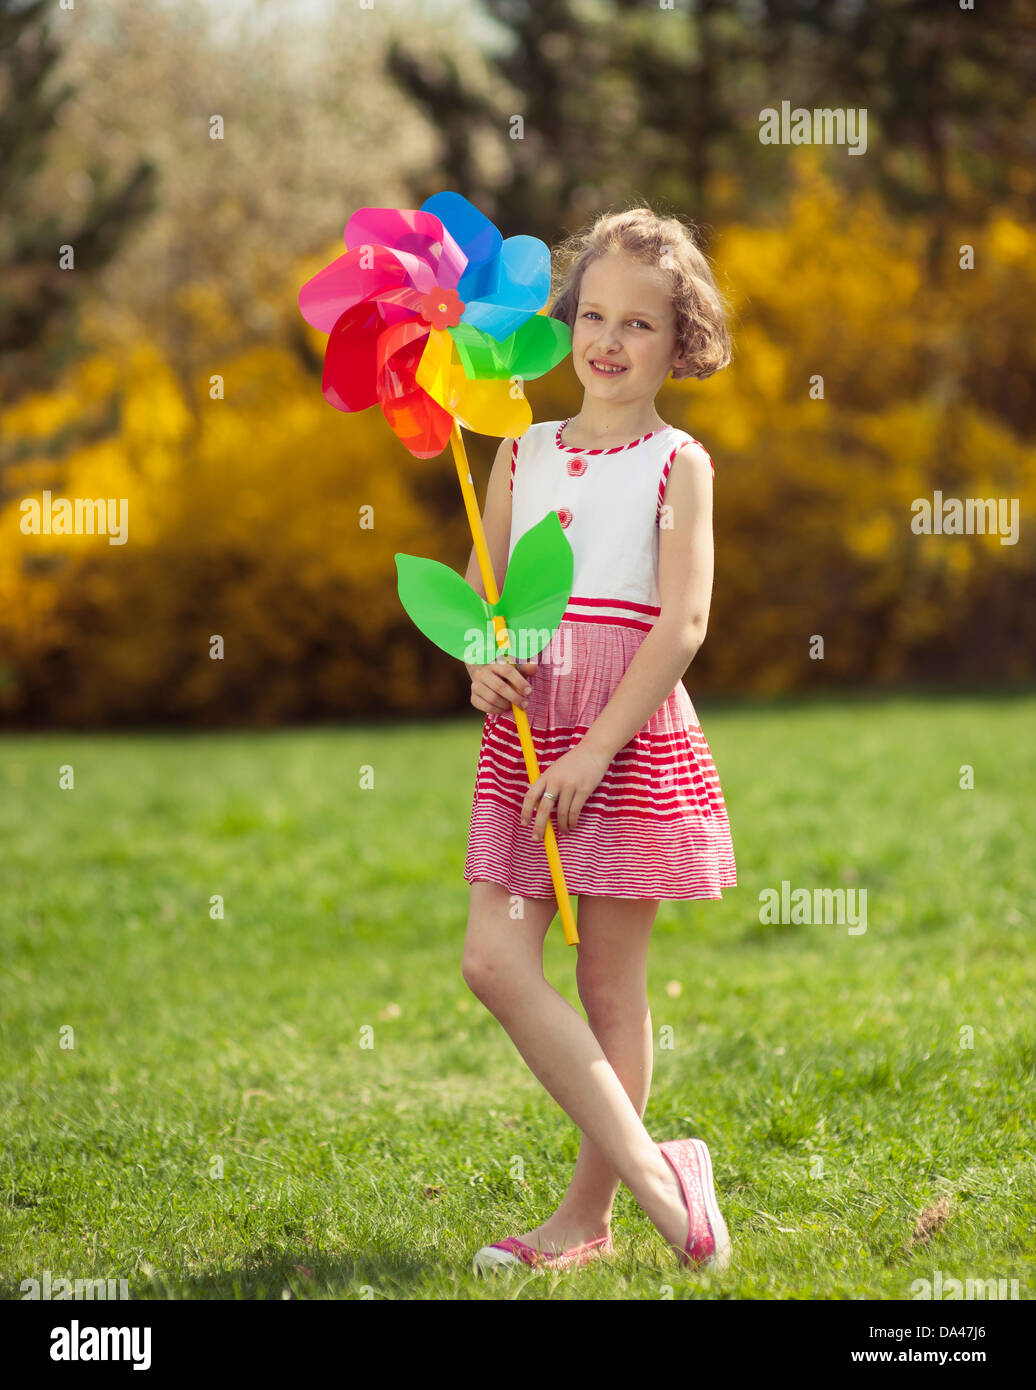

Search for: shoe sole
xmin=689 ymin=1138 xmax=732 ymax=1272
xmin=472 ymin=1240 xmax=613 ymax=1276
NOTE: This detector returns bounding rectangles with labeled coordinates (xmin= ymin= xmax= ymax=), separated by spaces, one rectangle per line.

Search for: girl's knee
xmin=462 ymin=948 xmax=526 ymax=1006
xmin=577 ymin=973 xmax=649 ymax=1028
xmin=461 ymin=950 xmax=494 ymax=998
xmin=462 ymin=882 xmax=554 ymax=999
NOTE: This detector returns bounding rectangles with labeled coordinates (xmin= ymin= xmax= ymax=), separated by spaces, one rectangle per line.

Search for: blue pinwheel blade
xmin=458 ymin=235 xmax=551 ymax=341
xmin=420 ymin=191 xmax=502 ymax=276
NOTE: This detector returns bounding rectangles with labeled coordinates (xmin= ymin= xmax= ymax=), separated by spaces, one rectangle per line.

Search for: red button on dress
xmin=556 ymin=507 xmax=573 ymax=528
xmin=567 ymin=457 xmax=588 ymax=476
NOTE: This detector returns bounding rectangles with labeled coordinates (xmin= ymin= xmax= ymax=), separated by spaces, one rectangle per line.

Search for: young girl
xmin=459 ymin=206 xmax=736 ymax=1274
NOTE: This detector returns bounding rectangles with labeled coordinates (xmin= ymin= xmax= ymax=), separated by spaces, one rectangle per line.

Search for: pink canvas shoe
xmin=472 ymin=1232 xmax=614 ymax=1275
xmin=657 ymin=1138 xmax=732 ymax=1271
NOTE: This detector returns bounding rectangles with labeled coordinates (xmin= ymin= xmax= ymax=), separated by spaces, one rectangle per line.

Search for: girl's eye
xmin=581 ymin=312 xmax=652 ymax=329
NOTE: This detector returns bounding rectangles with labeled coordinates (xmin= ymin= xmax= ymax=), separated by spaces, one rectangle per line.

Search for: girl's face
xmin=571 ymin=249 xmax=686 ymax=402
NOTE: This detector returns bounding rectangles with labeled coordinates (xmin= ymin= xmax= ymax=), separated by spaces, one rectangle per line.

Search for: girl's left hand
xmin=521 ymin=744 xmax=613 ymax=838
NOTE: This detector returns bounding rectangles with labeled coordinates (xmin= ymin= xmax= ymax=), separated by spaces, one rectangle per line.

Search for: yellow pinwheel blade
xmin=416 ymin=329 xmax=532 ymax=438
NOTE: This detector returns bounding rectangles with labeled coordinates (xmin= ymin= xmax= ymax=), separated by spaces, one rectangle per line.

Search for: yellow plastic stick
xmin=449 ymin=421 xmax=579 ymax=946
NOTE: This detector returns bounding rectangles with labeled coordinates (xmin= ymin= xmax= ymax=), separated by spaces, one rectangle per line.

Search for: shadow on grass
xmin=135 ymin=1243 xmax=442 ymax=1300
xmin=4 ymin=678 xmax=1032 ymax=740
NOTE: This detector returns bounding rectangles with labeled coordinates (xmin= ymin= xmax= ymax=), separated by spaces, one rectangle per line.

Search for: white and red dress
xmin=463 ymin=418 xmax=737 ymax=901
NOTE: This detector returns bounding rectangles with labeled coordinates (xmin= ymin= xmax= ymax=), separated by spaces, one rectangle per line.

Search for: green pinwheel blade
xmin=395 ymin=554 xmax=494 ymax=662
xmin=449 ymin=315 xmax=572 ymax=382
xmin=507 ymin=314 xmax=572 ymax=379
xmin=489 ymin=511 xmax=574 ymax=660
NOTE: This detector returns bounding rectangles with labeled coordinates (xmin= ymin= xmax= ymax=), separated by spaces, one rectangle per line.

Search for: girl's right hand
xmin=469 ymin=658 xmax=538 ymax=717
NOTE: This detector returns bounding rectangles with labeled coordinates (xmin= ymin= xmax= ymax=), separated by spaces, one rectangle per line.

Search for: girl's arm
xmin=580 ymin=442 xmax=715 ymax=762
xmin=463 ymin=436 xmax=514 ymax=677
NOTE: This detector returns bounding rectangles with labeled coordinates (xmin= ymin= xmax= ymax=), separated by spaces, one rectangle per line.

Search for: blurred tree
xmin=0 ymin=0 xmax=157 ymax=406
xmin=389 ymin=0 xmax=1036 ymax=249
xmin=388 ymin=0 xmax=658 ymax=242
xmin=792 ymin=0 xmax=1035 ymax=271
xmin=0 ymin=0 xmax=449 ymax=415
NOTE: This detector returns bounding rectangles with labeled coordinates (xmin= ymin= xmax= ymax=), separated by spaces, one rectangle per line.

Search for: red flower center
xmin=418 ymin=286 xmax=465 ymax=331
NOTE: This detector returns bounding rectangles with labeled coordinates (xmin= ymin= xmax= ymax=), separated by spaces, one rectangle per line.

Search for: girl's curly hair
xmin=548 ymin=204 xmax=732 ymax=380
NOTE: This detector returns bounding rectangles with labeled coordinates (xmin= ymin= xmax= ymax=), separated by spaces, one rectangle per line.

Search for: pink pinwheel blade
xmin=345 ymin=207 xmax=467 ymax=295
xmin=368 ymin=283 xmax=429 ymax=325
xmin=299 ymin=244 xmax=413 ymax=335
xmin=376 ymin=319 xmax=454 ymax=458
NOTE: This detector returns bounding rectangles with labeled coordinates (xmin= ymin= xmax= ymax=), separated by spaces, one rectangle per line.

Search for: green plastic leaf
xmin=448 ymin=315 xmax=572 ymax=382
xmin=395 ymin=511 xmax=574 ymax=666
xmin=488 ymin=511 xmax=574 ymax=660
xmin=395 ymin=553 xmax=493 ymax=661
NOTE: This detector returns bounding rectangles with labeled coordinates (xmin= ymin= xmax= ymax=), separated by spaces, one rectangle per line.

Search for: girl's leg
xmin=549 ymin=894 xmax=659 ymax=1233
xmin=504 ymin=894 xmax=657 ymax=1250
xmin=462 ymin=881 xmax=692 ymax=1258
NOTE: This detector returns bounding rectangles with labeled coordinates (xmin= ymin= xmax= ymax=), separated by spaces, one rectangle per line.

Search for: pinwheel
xmin=299 ymin=192 xmax=581 ymax=944
xmin=297 ymin=190 xmax=570 ymax=458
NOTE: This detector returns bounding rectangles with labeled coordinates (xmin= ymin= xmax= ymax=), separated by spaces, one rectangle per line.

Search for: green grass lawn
xmin=1 ymin=692 xmax=1034 ymax=1300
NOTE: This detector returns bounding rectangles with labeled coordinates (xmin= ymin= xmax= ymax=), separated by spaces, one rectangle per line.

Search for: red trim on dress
xmin=554 ymin=418 xmax=660 ymax=454
xmin=655 ymin=440 xmax=717 ymax=526
xmin=561 ymin=595 xmax=663 ymax=631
